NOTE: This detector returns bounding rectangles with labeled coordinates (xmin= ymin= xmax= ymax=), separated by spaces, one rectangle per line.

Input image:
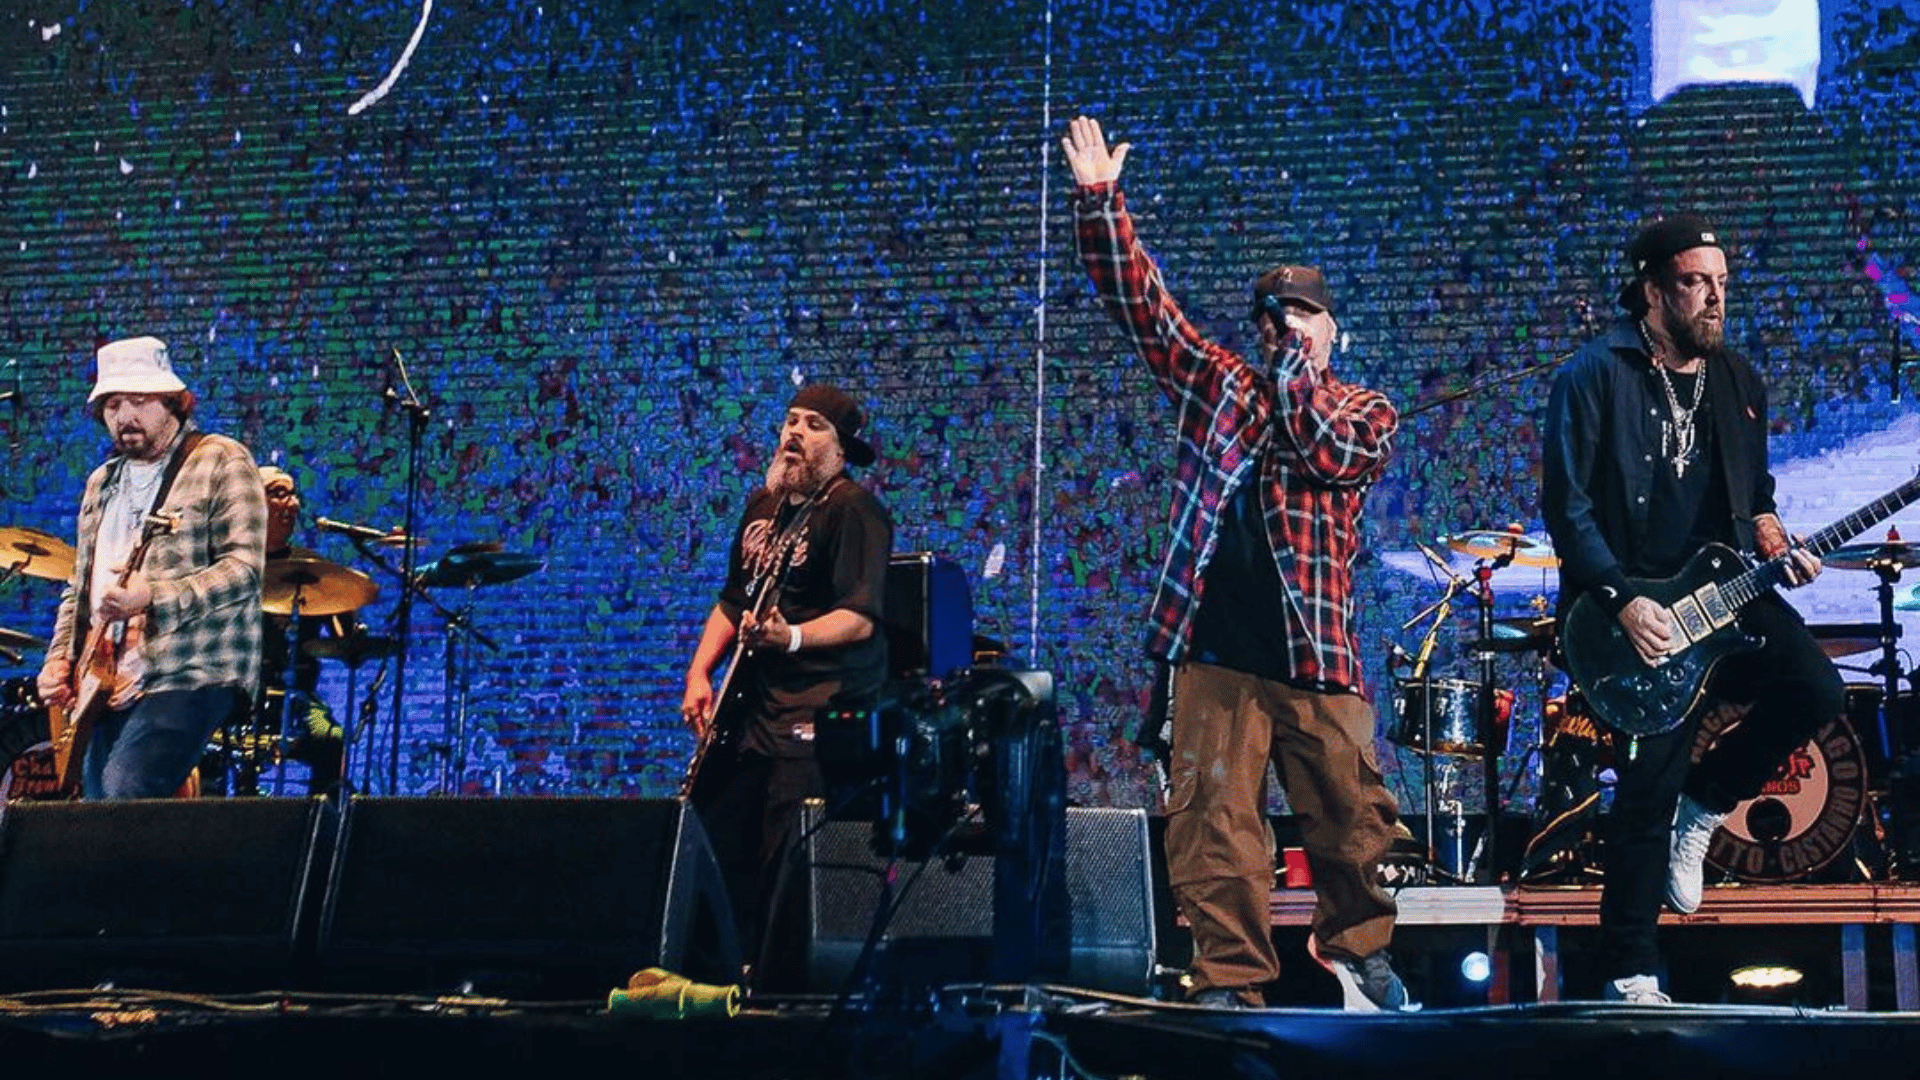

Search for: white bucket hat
xmin=89 ymin=336 xmax=188 ymax=403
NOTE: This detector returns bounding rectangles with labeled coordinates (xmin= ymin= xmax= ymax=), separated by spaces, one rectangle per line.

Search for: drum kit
xmin=1389 ymin=526 xmax=1920 ymax=888
xmin=0 ymin=518 xmax=544 ymax=801
xmin=1390 ymin=526 xmax=1558 ymax=883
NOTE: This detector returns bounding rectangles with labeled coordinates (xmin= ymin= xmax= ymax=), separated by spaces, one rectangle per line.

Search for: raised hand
xmin=1061 ymin=115 xmax=1130 ymax=187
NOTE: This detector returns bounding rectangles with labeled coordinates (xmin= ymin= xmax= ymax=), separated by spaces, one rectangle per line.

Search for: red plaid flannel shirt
xmin=1074 ymin=183 xmax=1397 ymax=697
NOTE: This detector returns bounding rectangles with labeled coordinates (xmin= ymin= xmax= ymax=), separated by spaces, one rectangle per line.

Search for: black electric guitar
xmin=678 ymin=491 xmax=822 ymax=798
xmin=1562 ymin=468 xmax=1920 ymax=738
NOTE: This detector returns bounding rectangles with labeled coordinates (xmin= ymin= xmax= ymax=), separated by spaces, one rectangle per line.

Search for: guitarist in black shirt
xmin=680 ymin=384 xmax=892 ymax=986
xmin=1543 ymin=215 xmax=1843 ymax=1004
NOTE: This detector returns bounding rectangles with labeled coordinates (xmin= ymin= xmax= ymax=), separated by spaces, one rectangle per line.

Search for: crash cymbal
xmin=0 ymin=625 xmax=48 ymax=653
xmin=262 ymin=556 xmax=379 ymax=616
xmin=1824 ymin=540 xmax=1920 ymax=572
xmin=303 ymin=634 xmax=398 ymax=663
xmin=1442 ymin=530 xmax=1559 ymax=569
xmin=0 ymin=526 xmax=76 ymax=582
xmin=416 ymin=549 xmax=544 ymax=588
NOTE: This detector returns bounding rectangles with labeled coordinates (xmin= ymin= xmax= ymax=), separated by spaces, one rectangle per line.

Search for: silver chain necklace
xmin=1639 ymin=320 xmax=1706 ymax=479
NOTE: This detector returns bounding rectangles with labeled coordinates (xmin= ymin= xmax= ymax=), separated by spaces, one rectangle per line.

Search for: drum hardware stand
xmin=1401 ymin=553 xmax=1468 ymax=878
xmin=1467 ymin=546 xmax=1516 ymax=884
xmin=383 ymin=348 xmax=431 ymax=797
xmin=272 ymin=582 xmax=312 ymax=799
xmin=435 ymin=589 xmax=500 ymax=796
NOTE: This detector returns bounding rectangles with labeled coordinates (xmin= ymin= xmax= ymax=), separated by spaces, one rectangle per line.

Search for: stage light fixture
xmin=1460 ymin=950 xmax=1492 ymax=985
xmin=1729 ymin=964 xmax=1804 ymax=992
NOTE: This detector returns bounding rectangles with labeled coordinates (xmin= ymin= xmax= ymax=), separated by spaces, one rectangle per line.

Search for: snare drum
xmin=1389 ymin=678 xmax=1511 ymax=756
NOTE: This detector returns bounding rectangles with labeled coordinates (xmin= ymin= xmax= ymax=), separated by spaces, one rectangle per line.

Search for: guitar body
xmin=46 ymin=509 xmax=178 ymax=796
xmin=1561 ymin=543 xmax=1764 ymax=738
xmin=678 ymin=648 xmax=757 ymax=799
xmin=46 ymin=629 xmax=118 ymax=794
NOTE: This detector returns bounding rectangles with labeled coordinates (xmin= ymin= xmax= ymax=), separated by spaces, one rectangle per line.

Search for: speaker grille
xmin=804 ymin=804 xmax=1154 ymax=993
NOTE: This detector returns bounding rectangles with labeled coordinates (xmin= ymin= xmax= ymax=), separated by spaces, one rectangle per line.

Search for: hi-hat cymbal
xmin=262 ymin=556 xmax=379 ymax=616
xmin=303 ymin=634 xmax=398 ymax=663
xmin=0 ymin=526 xmax=76 ymax=582
xmin=416 ymin=549 xmax=544 ymax=589
xmin=0 ymin=625 xmax=48 ymax=653
xmin=1825 ymin=540 xmax=1920 ymax=572
xmin=1442 ymin=530 xmax=1559 ymax=569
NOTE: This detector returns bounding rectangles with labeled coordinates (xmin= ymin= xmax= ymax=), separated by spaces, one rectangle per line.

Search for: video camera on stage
xmin=818 ymin=666 xmax=1063 ymax=862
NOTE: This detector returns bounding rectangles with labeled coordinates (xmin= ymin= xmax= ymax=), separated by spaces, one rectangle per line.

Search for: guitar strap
xmin=69 ymin=430 xmax=206 ymax=661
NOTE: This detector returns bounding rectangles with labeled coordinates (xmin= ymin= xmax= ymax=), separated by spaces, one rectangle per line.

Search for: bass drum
xmin=1702 ymin=711 xmax=1868 ymax=884
xmin=0 ymin=676 xmax=63 ymax=802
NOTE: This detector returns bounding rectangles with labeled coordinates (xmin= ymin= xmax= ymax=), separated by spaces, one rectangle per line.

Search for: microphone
xmin=315 ymin=516 xmax=405 ymax=543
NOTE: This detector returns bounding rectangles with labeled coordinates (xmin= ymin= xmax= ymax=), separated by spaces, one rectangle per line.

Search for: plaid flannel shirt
xmin=48 ymin=425 xmax=267 ymax=698
xmin=1075 ymin=183 xmax=1397 ymax=697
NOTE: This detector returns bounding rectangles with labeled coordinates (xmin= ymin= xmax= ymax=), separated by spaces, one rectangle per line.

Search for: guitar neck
xmin=1720 ymin=474 xmax=1920 ymax=609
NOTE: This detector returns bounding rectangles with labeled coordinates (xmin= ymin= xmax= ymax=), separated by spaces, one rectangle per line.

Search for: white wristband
xmin=786 ymin=624 xmax=803 ymax=653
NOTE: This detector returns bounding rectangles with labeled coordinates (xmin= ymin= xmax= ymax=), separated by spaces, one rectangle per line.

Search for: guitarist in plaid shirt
xmin=1064 ymin=117 xmax=1413 ymax=1011
xmin=37 ymin=337 xmax=267 ymax=800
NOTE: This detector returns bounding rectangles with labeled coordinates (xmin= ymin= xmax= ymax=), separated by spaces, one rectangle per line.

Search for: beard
xmin=765 ymin=446 xmax=840 ymax=500
xmin=1661 ymin=305 xmax=1724 ymax=358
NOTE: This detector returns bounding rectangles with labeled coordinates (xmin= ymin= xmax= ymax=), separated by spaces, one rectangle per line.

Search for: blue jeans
xmin=83 ymin=686 xmax=244 ymax=800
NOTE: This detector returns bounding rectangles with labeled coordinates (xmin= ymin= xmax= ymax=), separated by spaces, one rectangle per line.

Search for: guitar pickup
xmin=1670 ymin=595 xmax=1711 ymax=643
xmin=1694 ymin=584 xmax=1732 ymax=627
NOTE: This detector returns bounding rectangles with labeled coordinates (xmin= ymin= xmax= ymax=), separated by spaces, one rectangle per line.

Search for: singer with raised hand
xmin=37 ymin=337 xmax=266 ymax=800
xmin=1063 ymin=116 xmax=1414 ymax=1012
xmin=1542 ymin=215 xmax=1842 ymax=1004
xmin=678 ymin=384 xmax=892 ymax=989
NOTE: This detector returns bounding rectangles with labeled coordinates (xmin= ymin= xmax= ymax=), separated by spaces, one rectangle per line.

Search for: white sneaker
xmin=1667 ymin=793 xmax=1730 ymax=914
xmin=1604 ymin=974 xmax=1672 ymax=1005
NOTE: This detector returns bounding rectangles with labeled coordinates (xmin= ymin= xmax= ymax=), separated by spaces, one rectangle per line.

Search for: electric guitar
xmin=678 ymin=492 xmax=822 ymax=798
xmin=46 ymin=510 xmax=178 ymax=792
xmin=1561 ymin=469 xmax=1920 ymax=738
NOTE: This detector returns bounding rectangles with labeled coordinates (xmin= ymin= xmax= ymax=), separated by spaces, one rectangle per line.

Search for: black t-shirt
xmin=1637 ymin=369 xmax=1733 ymax=577
xmin=719 ymin=474 xmax=892 ymax=756
xmin=1188 ymin=480 xmax=1297 ymax=683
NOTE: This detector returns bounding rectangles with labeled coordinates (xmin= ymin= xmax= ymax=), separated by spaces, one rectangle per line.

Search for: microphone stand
xmin=1400 ymin=349 xmax=1575 ymax=420
xmin=385 ymin=350 xmax=430 ymax=797
xmin=347 ymin=536 xmax=501 ymax=794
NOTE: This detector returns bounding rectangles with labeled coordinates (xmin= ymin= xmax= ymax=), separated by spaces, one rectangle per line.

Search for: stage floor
xmin=4 ymin=984 xmax=1920 ymax=1080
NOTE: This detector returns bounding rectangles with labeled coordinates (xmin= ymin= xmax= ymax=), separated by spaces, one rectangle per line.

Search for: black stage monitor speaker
xmin=884 ymin=552 xmax=974 ymax=679
xmin=318 ymin=797 xmax=738 ymax=998
xmin=804 ymin=803 xmax=1156 ymax=994
xmin=0 ymin=798 xmax=327 ymax=991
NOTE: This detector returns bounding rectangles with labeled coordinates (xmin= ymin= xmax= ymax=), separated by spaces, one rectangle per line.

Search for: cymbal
xmin=1825 ymin=540 xmax=1920 ymax=572
xmin=1806 ymin=621 xmax=1891 ymax=659
xmin=262 ymin=556 xmax=379 ymax=616
xmin=303 ymin=634 xmax=398 ymax=663
xmin=1441 ymin=530 xmax=1559 ymax=569
xmin=0 ymin=625 xmax=48 ymax=653
xmin=0 ymin=526 xmax=76 ymax=582
xmin=416 ymin=549 xmax=544 ymax=588
xmin=1897 ymin=585 xmax=1920 ymax=613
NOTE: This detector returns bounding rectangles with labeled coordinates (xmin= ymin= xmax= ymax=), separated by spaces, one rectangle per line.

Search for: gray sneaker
xmin=1325 ymin=950 xmax=1421 ymax=1012
xmin=1604 ymin=974 xmax=1672 ymax=1004
xmin=1668 ymin=793 xmax=1729 ymax=914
